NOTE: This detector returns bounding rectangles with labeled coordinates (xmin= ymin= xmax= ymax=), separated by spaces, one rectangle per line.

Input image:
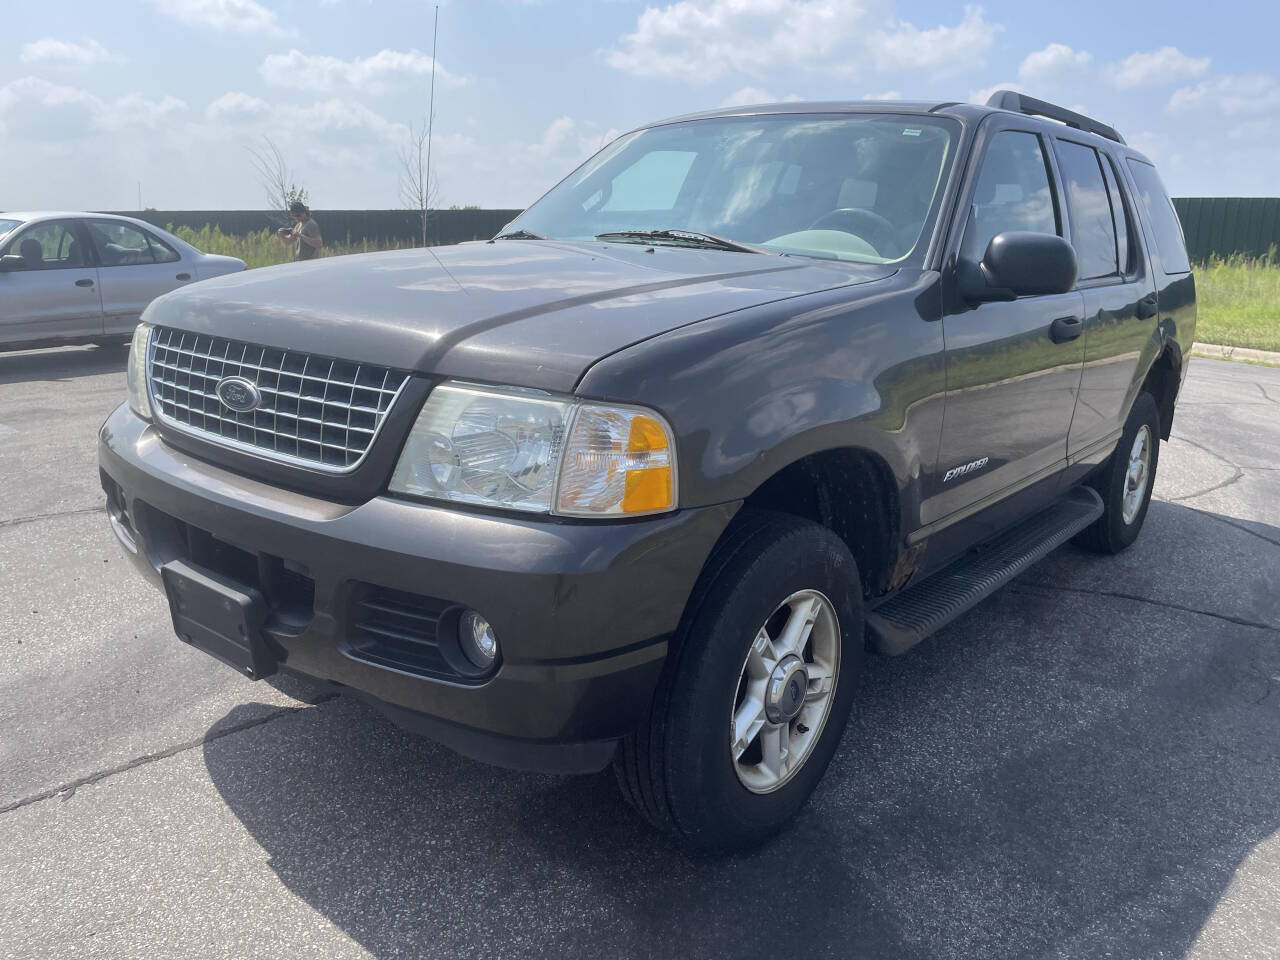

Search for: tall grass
xmin=171 ymin=224 xmax=410 ymax=270
xmin=1194 ymin=248 xmax=1280 ymax=352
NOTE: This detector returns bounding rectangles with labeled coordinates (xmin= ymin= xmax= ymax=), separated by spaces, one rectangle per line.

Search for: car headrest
xmin=19 ymin=238 xmax=43 ymax=267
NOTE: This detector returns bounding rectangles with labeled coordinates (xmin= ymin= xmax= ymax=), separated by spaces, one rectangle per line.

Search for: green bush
xmin=1194 ymin=249 xmax=1280 ymax=352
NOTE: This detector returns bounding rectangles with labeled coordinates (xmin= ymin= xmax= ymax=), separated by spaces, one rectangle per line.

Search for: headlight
xmin=555 ymin=403 xmax=675 ymax=516
xmin=126 ymin=323 xmax=153 ymax=420
xmin=388 ymin=382 xmax=677 ymax=517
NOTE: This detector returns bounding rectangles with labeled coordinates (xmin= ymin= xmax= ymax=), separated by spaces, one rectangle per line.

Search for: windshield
xmin=508 ymin=114 xmax=954 ymax=264
xmin=0 ymin=219 xmax=21 ymax=242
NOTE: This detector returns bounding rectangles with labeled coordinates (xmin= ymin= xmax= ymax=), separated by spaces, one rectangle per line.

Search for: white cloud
xmin=205 ymin=91 xmax=272 ymax=120
xmin=0 ymin=76 xmax=98 ymax=137
xmin=862 ymin=90 xmax=902 ymax=100
xmin=150 ymin=0 xmax=285 ymax=35
xmin=721 ymin=86 xmax=775 ymax=106
xmin=869 ymin=6 xmax=997 ymax=76
xmin=260 ymin=48 xmax=466 ymax=93
xmin=527 ymin=115 xmax=576 ymax=159
xmin=0 ymin=76 xmax=186 ymax=138
xmin=607 ymin=0 xmax=996 ymax=84
xmin=968 ymin=81 xmax=1021 ymax=105
xmin=1167 ymin=73 xmax=1280 ymax=116
xmin=0 ymin=76 xmax=95 ymax=111
xmin=292 ymin=98 xmax=407 ymax=142
xmin=1018 ymin=43 xmax=1091 ymax=85
xmin=19 ymin=37 xmax=123 ymax=69
xmin=1110 ymin=46 xmax=1209 ymax=89
xmin=95 ymin=94 xmax=189 ymax=131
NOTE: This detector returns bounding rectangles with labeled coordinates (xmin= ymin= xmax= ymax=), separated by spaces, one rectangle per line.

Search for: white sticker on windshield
xmin=903 ymin=128 xmax=922 ymax=136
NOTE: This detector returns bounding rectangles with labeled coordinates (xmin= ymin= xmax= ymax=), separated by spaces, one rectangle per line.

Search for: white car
xmin=0 ymin=212 xmax=245 ymax=351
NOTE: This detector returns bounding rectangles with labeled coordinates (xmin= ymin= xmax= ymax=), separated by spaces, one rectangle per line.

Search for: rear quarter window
xmin=1126 ymin=159 xmax=1191 ymax=275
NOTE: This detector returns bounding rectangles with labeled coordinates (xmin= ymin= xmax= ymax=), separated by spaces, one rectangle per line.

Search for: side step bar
xmin=865 ymin=486 xmax=1104 ymax=655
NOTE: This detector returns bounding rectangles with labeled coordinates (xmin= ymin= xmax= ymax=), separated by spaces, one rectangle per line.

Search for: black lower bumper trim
xmin=351 ymin=685 xmax=619 ymax=775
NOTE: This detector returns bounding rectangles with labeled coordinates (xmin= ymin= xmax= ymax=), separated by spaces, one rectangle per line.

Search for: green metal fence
xmin=106 ymin=200 xmax=1280 ymax=261
xmin=1172 ymin=198 xmax=1280 ymax=262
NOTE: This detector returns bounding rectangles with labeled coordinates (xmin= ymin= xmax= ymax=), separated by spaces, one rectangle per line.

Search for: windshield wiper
xmin=594 ymin=229 xmax=774 ymax=255
xmin=492 ymin=228 xmax=547 ymax=241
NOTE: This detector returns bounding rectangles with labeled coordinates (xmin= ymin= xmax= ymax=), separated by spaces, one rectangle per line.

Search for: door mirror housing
xmin=958 ymin=231 xmax=1077 ymax=303
xmin=0 ymin=254 xmax=24 ymax=271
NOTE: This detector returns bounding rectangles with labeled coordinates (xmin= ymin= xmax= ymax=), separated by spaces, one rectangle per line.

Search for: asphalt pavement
xmin=1 ymin=347 xmax=1277 ymax=959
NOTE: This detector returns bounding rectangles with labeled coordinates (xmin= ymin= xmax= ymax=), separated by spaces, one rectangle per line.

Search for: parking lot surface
xmin=1 ymin=347 xmax=1277 ymax=960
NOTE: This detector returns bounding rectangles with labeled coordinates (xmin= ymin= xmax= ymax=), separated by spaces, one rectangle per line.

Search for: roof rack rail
xmin=985 ymin=90 xmax=1125 ymax=145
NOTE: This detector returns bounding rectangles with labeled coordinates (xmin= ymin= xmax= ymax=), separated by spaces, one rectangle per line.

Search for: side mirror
xmin=0 ymin=254 xmax=24 ymax=272
xmin=958 ymin=231 xmax=1077 ymax=303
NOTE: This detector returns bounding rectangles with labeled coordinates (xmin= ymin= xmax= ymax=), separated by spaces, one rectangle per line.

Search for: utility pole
xmin=137 ymin=181 xmax=142 ymax=210
xmin=424 ymin=3 xmax=438 ymax=245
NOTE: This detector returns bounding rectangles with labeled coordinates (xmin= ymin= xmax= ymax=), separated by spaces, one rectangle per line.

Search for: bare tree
xmin=399 ymin=119 xmax=439 ymax=247
xmin=247 ymin=136 xmax=309 ymax=224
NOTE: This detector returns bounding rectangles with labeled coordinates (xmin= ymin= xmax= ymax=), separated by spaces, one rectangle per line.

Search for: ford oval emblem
xmin=216 ymin=376 xmax=261 ymax=413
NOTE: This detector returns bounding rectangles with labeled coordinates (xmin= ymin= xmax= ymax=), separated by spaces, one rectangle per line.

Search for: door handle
xmin=176 ymin=272 xmax=191 ymax=281
xmin=75 ymin=278 xmax=94 ymax=288
xmin=1136 ymin=294 xmax=1158 ymax=320
xmin=1049 ymin=315 xmax=1083 ymax=343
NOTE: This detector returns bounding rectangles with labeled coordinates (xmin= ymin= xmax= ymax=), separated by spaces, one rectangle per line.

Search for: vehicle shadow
xmin=0 ymin=342 xmax=129 ymax=385
xmin=203 ymin=500 xmax=1280 ymax=959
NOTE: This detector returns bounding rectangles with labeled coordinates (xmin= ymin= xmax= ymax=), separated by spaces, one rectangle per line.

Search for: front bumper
xmin=98 ymin=403 xmax=738 ymax=773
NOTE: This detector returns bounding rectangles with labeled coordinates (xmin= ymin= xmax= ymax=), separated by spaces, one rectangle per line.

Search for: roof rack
xmin=985 ymin=90 xmax=1125 ymax=145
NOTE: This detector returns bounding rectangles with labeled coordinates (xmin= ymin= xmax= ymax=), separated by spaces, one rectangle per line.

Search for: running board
xmin=866 ymin=486 xmax=1104 ymax=655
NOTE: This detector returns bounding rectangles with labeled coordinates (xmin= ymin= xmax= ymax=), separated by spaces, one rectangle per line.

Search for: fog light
xmin=458 ymin=610 xmax=498 ymax=669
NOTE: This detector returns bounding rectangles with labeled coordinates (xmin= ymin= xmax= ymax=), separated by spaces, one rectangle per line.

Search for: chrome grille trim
xmin=146 ymin=326 xmax=410 ymax=473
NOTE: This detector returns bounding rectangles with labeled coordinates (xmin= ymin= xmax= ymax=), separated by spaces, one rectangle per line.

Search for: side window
xmin=1100 ymin=156 xmax=1134 ymax=275
xmin=1 ymin=221 xmax=86 ymax=270
xmin=1056 ymin=140 xmax=1118 ymax=280
xmin=147 ymin=233 xmax=181 ymax=264
xmin=1126 ymin=159 xmax=1191 ymax=275
xmin=960 ymin=130 xmax=1058 ymax=262
xmin=600 ymin=150 xmax=697 ymax=212
xmin=86 ymin=221 xmax=156 ymax=266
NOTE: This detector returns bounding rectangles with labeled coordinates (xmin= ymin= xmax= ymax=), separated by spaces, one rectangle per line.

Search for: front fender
xmin=577 ymin=270 xmax=946 ymax=538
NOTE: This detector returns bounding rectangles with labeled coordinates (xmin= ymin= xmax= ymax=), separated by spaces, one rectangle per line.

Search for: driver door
xmin=929 ymin=120 xmax=1085 ymax=534
xmin=0 ymin=220 xmax=103 ymax=347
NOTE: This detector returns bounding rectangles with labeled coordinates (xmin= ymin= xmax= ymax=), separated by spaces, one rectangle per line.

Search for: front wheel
xmin=1075 ymin=391 xmax=1161 ymax=554
xmin=614 ymin=510 xmax=864 ymax=852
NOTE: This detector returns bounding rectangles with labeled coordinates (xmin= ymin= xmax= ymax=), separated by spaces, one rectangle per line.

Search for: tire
xmin=614 ymin=509 xmax=864 ymax=852
xmin=1075 ymin=391 xmax=1161 ymax=554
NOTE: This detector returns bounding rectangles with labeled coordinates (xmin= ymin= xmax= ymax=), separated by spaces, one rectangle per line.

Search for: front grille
xmin=148 ymin=326 xmax=409 ymax=471
xmin=347 ymin=586 xmax=457 ymax=679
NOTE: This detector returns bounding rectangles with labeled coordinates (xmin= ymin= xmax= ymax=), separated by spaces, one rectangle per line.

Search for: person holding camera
xmin=277 ymin=201 xmax=322 ymax=261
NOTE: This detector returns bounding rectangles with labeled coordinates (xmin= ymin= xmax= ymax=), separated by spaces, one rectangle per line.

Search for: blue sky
xmin=2 ymin=0 xmax=1276 ymax=211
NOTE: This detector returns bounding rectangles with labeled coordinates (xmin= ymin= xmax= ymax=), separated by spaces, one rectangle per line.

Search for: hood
xmin=147 ymin=240 xmax=896 ymax=392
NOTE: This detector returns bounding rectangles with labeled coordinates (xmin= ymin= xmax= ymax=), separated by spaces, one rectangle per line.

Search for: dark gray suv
xmin=99 ymin=92 xmax=1195 ymax=850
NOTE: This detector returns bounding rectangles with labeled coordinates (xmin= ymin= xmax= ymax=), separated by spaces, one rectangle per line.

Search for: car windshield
xmin=0 ymin=219 xmax=21 ymax=242
xmin=506 ymin=114 xmax=955 ymax=264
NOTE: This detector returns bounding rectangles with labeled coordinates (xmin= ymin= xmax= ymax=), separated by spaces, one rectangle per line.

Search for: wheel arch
xmin=740 ymin=445 xmax=902 ymax=600
xmin=1140 ymin=340 xmax=1182 ymax=440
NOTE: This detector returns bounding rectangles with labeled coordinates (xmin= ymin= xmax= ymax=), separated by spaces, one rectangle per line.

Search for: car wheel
xmin=1075 ymin=391 xmax=1161 ymax=554
xmin=614 ymin=509 xmax=864 ymax=852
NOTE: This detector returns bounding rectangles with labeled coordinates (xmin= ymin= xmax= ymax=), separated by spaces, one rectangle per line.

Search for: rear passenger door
xmin=1053 ymin=138 xmax=1159 ymax=458
xmin=84 ymin=219 xmax=195 ymax=334
xmin=933 ymin=120 xmax=1085 ymax=528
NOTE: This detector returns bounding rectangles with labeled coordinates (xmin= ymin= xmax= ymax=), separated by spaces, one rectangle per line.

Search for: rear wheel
xmin=1075 ymin=391 xmax=1161 ymax=554
xmin=614 ymin=510 xmax=864 ymax=852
